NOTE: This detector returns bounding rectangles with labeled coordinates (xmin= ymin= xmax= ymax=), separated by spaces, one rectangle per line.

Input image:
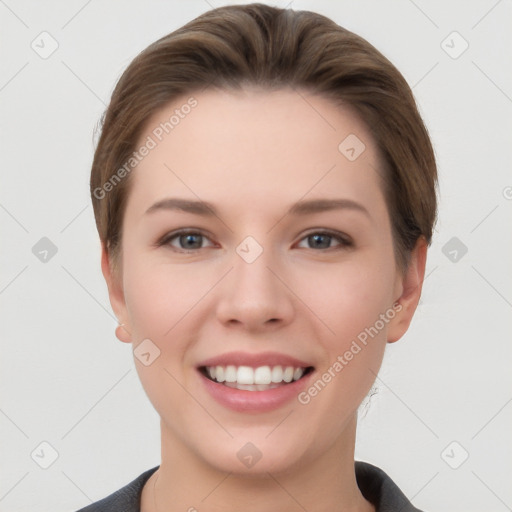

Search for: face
xmin=103 ymin=87 xmax=425 ymax=476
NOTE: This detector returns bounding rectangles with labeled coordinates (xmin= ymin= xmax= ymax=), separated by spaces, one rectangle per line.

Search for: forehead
xmin=126 ymin=87 xmax=386 ymax=220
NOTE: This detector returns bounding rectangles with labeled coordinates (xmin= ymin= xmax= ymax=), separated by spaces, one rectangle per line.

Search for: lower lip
xmin=198 ymin=369 xmax=315 ymax=413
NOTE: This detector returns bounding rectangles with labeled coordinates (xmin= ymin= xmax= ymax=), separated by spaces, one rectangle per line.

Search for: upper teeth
xmin=206 ymin=365 xmax=305 ymax=385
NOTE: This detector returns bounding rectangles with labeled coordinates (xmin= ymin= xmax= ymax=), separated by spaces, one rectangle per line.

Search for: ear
xmin=387 ymin=237 xmax=428 ymax=343
xmin=101 ymin=242 xmax=132 ymax=344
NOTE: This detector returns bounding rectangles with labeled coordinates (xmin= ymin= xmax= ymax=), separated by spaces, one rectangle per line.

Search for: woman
xmin=79 ymin=3 xmax=437 ymax=511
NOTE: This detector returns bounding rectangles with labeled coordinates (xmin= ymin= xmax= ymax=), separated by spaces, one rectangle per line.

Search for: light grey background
xmin=1 ymin=0 xmax=511 ymax=511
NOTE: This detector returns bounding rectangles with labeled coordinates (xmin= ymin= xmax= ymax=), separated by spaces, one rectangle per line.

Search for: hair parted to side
xmin=90 ymin=2 xmax=437 ymax=278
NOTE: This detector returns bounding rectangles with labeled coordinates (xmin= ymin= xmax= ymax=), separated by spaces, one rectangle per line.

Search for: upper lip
xmin=197 ymin=351 xmax=314 ymax=369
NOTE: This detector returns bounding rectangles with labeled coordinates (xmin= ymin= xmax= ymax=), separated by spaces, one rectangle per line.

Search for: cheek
xmin=124 ymin=272 xmax=173 ymax=340
xmin=295 ymin=262 xmax=393 ymax=418
xmin=298 ymin=255 xmax=396 ymax=342
xmin=122 ymin=249 xmax=208 ymax=339
xmin=123 ymin=258 xmax=202 ymax=415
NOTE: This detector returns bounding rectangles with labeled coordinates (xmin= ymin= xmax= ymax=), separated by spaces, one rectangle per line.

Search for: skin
xmin=101 ymin=87 xmax=427 ymax=512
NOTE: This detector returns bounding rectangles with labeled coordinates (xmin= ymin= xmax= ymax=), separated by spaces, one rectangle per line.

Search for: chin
xmin=190 ymin=429 xmax=310 ymax=477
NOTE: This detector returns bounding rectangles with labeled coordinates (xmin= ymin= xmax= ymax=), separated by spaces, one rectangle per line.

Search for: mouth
xmin=198 ymin=364 xmax=315 ymax=392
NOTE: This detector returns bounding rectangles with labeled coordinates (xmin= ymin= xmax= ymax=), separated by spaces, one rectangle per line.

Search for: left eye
xmin=296 ymin=231 xmax=351 ymax=250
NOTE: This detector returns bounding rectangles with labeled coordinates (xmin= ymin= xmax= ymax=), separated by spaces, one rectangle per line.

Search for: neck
xmin=142 ymin=415 xmax=374 ymax=512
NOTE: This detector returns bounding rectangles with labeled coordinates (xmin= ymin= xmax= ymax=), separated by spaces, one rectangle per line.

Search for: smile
xmin=199 ymin=364 xmax=314 ymax=391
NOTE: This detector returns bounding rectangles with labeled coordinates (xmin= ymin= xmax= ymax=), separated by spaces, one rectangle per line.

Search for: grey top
xmin=75 ymin=461 xmax=423 ymax=512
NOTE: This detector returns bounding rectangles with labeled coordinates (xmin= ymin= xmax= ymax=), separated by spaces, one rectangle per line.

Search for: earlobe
xmin=115 ymin=323 xmax=132 ymax=344
xmin=100 ymin=242 xmax=132 ymax=344
xmin=387 ymin=237 xmax=428 ymax=343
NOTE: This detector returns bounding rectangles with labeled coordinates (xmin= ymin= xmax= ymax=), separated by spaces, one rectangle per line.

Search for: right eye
xmin=158 ymin=230 xmax=216 ymax=252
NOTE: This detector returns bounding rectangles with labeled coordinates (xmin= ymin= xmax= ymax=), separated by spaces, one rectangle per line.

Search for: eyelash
xmin=156 ymin=229 xmax=353 ymax=253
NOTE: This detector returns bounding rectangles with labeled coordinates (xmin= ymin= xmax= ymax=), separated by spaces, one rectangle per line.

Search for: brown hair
xmin=90 ymin=2 xmax=437 ymax=277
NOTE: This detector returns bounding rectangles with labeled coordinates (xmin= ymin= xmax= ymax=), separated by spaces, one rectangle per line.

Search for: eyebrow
xmin=145 ymin=197 xmax=370 ymax=218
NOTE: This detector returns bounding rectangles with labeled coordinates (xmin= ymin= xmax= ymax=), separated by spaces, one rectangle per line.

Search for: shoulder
xmin=355 ymin=461 xmax=424 ymax=512
xmin=74 ymin=466 xmax=160 ymax=512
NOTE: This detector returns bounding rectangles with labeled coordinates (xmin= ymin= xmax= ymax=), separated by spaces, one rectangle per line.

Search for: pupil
xmin=311 ymin=234 xmax=329 ymax=248
xmin=182 ymin=234 xmax=201 ymax=248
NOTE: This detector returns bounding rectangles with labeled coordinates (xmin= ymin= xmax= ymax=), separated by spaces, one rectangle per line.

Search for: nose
xmin=215 ymin=243 xmax=295 ymax=332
